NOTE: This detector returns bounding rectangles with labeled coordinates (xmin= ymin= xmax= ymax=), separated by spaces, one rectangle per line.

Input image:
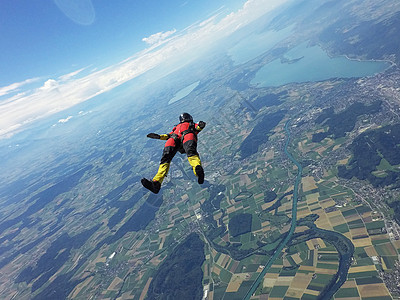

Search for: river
xmin=243 ymin=119 xmax=354 ymax=300
xmin=243 ymin=119 xmax=302 ymax=299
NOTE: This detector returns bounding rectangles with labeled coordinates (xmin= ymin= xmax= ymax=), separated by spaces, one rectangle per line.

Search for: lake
xmin=168 ymin=81 xmax=200 ymax=104
xmin=251 ymin=42 xmax=391 ymax=87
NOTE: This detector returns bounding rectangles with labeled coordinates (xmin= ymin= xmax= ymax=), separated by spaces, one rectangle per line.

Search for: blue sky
xmin=1 ymin=0 xmax=243 ymax=84
xmin=0 ymin=0 xmax=288 ymax=139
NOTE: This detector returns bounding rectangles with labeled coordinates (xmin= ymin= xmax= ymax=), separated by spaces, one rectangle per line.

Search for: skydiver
xmin=141 ymin=113 xmax=206 ymax=194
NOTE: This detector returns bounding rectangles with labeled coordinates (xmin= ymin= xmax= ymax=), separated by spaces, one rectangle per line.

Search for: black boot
xmin=195 ymin=165 xmax=204 ymax=184
xmin=141 ymin=178 xmax=161 ymax=194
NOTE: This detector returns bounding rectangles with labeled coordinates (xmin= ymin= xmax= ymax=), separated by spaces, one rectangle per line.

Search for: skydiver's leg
xmin=153 ymin=138 xmax=178 ymax=183
xmin=142 ymin=137 xmax=177 ymax=194
xmin=183 ymin=133 xmax=204 ymax=184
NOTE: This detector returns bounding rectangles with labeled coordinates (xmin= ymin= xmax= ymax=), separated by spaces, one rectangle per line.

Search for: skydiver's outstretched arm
xmin=146 ymin=133 xmax=170 ymax=140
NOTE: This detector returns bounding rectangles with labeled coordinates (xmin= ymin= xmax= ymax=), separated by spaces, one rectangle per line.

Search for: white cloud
xmin=142 ymin=29 xmax=177 ymax=45
xmin=58 ymin=67 xmax=86 ymax=81
xmin=58 ymin=116 xmax=73 ymax=123
xmin=0 ymin=77 xmax=39 ymax=97
xmin=0 ymin=0 xmax=289 ymax=139
xmin=39 ymin=79 xmax=59 ymax=91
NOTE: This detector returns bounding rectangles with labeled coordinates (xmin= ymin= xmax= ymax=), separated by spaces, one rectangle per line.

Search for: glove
xmin=147 ymin=133 xmax=161 ymax=139
xmin=198 ymin=121 xmax=206 ymax=129
xmin=159 ymin=134 xmax=170 ymax=140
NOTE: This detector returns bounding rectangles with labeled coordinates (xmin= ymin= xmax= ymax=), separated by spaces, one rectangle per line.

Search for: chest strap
xmin=181 ymin=122 xmax=196 ymax=140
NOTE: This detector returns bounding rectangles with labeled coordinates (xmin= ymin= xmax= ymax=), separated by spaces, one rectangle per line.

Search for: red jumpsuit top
xmin=168 ymin=121 xmax=201 ymax=142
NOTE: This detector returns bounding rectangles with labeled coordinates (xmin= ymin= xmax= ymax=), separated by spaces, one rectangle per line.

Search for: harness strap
xmin=170 ymin=133 xmax=179 ymax=141
xmin=181 ymin=122 xmax=196 ymax=141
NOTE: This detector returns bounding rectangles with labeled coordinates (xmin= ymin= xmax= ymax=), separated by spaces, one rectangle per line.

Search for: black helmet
xmin=179 ymin=113 xmax=193 ymax=123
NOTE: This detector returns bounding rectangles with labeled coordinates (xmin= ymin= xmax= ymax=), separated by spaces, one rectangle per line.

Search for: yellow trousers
xmin=188 ymin=155 xmax=202 ymax=176
xmin=152 ymin=155 xmax=202 ymax=183
xmin=153 ymin=163 xmax=170 ymax=183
